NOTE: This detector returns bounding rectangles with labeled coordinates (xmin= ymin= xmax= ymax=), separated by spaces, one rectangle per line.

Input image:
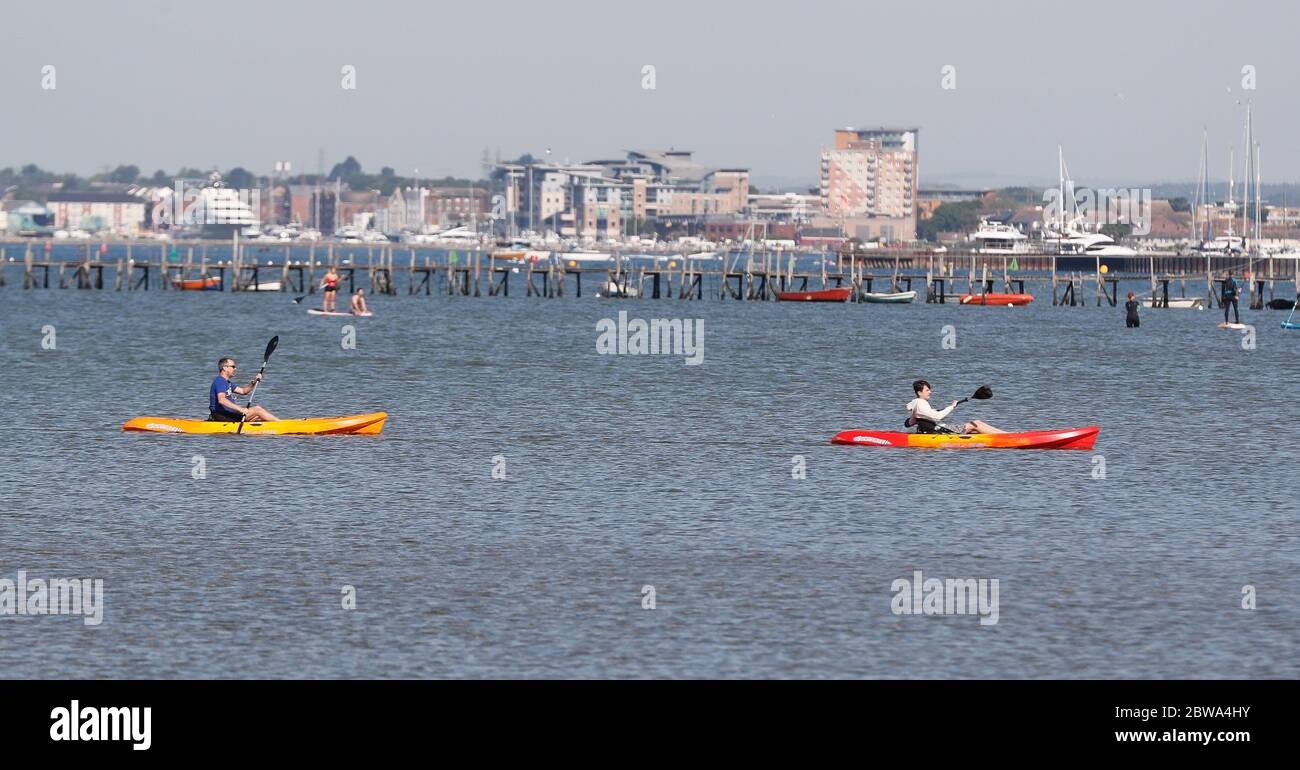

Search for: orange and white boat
xmin=172 ymin=275 xmax=222 ymax=291
xmin=776 ymin=287 xmax=853 ymax=302
xmin=959 ymin=292 xmax=1033 ymax=306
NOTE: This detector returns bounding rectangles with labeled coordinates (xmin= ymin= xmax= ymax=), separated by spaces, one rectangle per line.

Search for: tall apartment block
xmin=820 ymin=127 xmax=918 ymax=219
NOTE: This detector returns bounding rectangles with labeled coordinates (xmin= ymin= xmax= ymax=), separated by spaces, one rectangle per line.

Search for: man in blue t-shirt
xmin=208 ymin=357 xmax=279 ymax=422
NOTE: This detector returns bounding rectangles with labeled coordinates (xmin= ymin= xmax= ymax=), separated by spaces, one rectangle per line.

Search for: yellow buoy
xmin=568 ymin=260 xmax=577 ymax=268
xmin=668 ymin=261 xmax=677 ymax=268
xmin=1099 ymin=264 xmax=1109 ymax=274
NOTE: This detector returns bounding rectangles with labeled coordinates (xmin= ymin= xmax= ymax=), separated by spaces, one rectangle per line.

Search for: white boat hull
xmin=599 ymin=281 xmax=639 ymax=298
xmin=862 ymin=290 xmax=916 ymax=304
xmin=1142 ymin=297 xmax=1205 ymax=309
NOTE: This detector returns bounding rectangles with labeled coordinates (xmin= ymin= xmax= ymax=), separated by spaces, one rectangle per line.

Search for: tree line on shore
xmin=0 ymin=157 xmax=491 ymax=203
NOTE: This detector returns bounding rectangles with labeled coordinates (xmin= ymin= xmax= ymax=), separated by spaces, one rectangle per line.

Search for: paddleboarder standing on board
xmin=320 ymin=266 xmax=341 ymax=313
xmin=1222 ymin=271 xmax=1241 ymax=324
xmin=209 ymin=358 xmax=279 ymax=422
xmin=351 ymin=288 xmax=369 ymax=316
xmin=906 ymin=380 xmax=1004 ymax=435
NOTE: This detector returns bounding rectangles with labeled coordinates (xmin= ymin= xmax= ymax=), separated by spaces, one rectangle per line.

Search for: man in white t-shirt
xmin=905 ymin=379 xmax=1003 ymax=435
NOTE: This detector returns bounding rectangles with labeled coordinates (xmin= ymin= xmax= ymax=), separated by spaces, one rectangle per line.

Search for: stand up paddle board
xmin=308 ymin=309 xmax=373 ymax=317
xmin=1216 ymin=322 xmax=1248 ymax=330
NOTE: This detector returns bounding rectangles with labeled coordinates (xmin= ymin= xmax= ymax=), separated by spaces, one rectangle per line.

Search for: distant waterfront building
xmin=289 ymin=185 xmax=313 ymax=227
xmin=491 ymin=149 xmax=749 ymax=239
xmin=749 ymin=192 xmax=820 ymax=223
xmin=4 ymin=200 xmax=55 ymax=236
xmin=797 ymin=226 xmax=847 ymax=249
xmin=46 ymin=191 xmax=146 ymax=233
xmin=820 ymin=127 xmax=917 ymax=219
xmin=818 ymin=126 xmax=919 ymax=241
xmin=337 ymin=190 xmax=383 ymax=231
xmin=428 ymin=186 xmax=489 ymax=228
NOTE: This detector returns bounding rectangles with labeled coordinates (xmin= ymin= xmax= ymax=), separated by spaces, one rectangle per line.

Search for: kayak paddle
xmin=292 ymin=294 xmax=308 ymax=304
xmin=956 ymin=385 xmax=992 ymax=406
xmin=237 ymin=335 xmax=279 ymax=435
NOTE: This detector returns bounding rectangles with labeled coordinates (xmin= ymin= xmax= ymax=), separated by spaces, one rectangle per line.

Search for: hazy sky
xmin=3 ymin=0 xmax=1295 ymax=188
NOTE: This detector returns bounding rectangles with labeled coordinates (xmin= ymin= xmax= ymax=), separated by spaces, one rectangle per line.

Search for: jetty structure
xmin=2 ymin=235 xmax=1297 ymax=311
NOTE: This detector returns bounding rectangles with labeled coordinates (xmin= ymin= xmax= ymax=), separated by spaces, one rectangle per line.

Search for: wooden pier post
xmin=1094 ymin=255 xmax=1102 ymax=306
xmin=1266 ymin=253 xmax=1274 ymax=303
xmin=1051 ymin=255 xmax=1058 ymax=305
xmin=1148 ymin=255 xmax=1156 ymax=304
xmin=307 ymin=244 xmax=316 ymax=294
xmin=1205 ymin=254 xmax=1213 ymax=307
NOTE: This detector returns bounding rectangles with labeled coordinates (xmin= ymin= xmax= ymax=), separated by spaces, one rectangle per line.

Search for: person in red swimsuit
xmin=320 ymin=266 xmax=340 ymax=313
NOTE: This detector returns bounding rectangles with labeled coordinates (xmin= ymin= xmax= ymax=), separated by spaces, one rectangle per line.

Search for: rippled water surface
xmin=2 ymin=280 xmax=1297 ymax=678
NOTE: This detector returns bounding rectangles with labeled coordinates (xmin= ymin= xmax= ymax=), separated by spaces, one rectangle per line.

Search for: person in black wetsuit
xmin=1222 ymin=271 xmax=1240 ymax=323
xmin=1125 ymin=291 xmax=1140 ymax=328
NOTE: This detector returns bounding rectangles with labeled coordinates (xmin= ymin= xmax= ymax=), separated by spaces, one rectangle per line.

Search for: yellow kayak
xmin=122 ymin=412 xmax=387 ymax=435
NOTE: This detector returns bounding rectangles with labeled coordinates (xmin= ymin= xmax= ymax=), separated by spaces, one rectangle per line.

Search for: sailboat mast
xmin=1199 ymin=130 xmax=1212 ymax=241
xmin=1254 ymin=142 xmax=1261 ymax=244
xmin=1203 ymin=132 xmax=1210 ymax=240
xmin=1228 ymin=146 xmax=1234 ymax=241
xmin=1055 ymin=145 xmax=1064 ymax=253
xmin=1193 ymin=130 xmax=1205 ymax=243
xmin=1241 ymin=103 xmax=1252 ymax=252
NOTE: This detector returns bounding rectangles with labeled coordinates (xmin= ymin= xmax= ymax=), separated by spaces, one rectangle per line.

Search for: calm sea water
xmin=2 ymin=276 xmax=1297 ymax=678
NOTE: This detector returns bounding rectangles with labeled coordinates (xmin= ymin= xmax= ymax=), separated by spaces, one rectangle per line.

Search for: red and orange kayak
xmin=173 ymin=276 xmax=222 ymax=291
xmin=776 ymin=287 xmax=852 ymax=302
xmin=123 ymin=412 xmax=387 ymax=435
xmin=959 ymin=292 xmax=1033 ymax=306
xmin=831 ymin=426 xmax=1098 ymax=450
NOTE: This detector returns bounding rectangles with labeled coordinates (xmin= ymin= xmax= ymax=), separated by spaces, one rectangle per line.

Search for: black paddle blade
xmin=972 ymin=385 xmax=993 ymax=400
xmin=263 ymin=336 xmax=279 ymax=361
